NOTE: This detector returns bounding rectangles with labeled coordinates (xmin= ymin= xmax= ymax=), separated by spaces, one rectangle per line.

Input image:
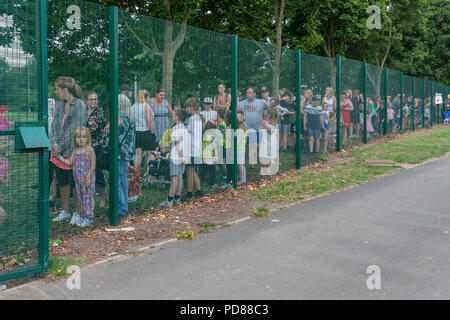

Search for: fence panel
xmin=367 ymin=63 xmax=384 ymax=140
xmin=301 ymin=53 xmax=336 ymax=157
xmin=0 ymin=0 xmax=46 ymax=281
xmin=341 ymin=58 xmax=364 ymax=146
xmin=387 ymin=69 xmax=401 ymax=134
xmin=403 ymin=75 xmax=413 ymax=132
xmin=46 ymin=0 xmax=110 ymax=239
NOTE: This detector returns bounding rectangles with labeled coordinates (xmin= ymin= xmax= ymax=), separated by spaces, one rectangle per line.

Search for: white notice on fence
xmin=435 ymin=93 xmax=443 ymax=104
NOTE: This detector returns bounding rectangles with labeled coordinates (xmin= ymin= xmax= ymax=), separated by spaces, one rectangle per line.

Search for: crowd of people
xmin=44 ymin=76 xmax=449 ymax=227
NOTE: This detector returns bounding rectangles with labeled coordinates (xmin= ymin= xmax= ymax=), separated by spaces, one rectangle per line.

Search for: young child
xmin=146 ymin=142 xmax=170 ymax=181
xmin=260 ymin=108 xmax=279 ymax=176
xmin=0 ymin=136 xmax=9 ymax=224
xmin=202 ymin=121 xmax=219 ymax=189
xmin=200 ymin=97 xmax=217 ymax=125
xmin=387 ymin=103 xmax=394 ymax=132
xmin=161 ymin=109 xmax=189 ymax=207
xmin=184 ymin=97 xmax=203 ymax=201
xmin=217 ymin=109 xmax=228 ymax=186
xmin=444 ymin=106 xmax=450 ymax=125
xmin=57 ymin=127 xmax=96 ymax=227
xmin=237 ymin=109 xmax=247 ymax=185
xmin=0 ymin=106 xmax=14 ymax=131
xmin=321 ymin=102 xmax=330 ymax=154
xmin=367 ymin=108 xmax=375 ymax=136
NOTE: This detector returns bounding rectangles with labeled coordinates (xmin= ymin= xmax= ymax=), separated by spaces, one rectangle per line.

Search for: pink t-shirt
xmin=0 ymin=157 xmax=9 ymax=202
xmin=0 ymin=114 xmax=13 ymax=131
xmin=387 ymin=109 xmax=395 ymax=120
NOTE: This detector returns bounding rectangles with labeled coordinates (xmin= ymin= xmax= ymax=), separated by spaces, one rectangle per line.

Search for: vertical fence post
xmin=336 ymin=55 xmax=341 ymax=152
xmin=412 ymin=77 xmax=415 ymax=132
xmin=109 ymin=6 xmax=119 ymax=226
xmin=295 ymin=50 xmax=301 ymax=169
xmin=430 ymin=81 xmax=434 ymax=127
xmin=383 ymin=67 xmax=388 ymax=135
xmin=39 ymin=0 xmax=49 ymax=273
xmin=422 ymin=78 xmax=425 ymax=129
xmin=363 ymin=62 xmax=367 ymax=144
xmin=400 ymin=72 xmax=403 ymax=133
xmin=231 ymin=35 xmax=238 ymax=189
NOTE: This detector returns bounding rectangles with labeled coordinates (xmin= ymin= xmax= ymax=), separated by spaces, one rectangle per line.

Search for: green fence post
xmin=430 ymin=81 xmax=433 ymax=127
xmin=400 ymin=72 xmax=403 ymax=133
xmin=422 ymin=78 xmax=425 ymax=129
xmin=363 ymin=62 xmax=367 ymax=144
xmin=109 ymin=6 xmax=119 ymax=226
xmin=231 ymin=35 xmax=238 ymax=189
xmin=295 ymin=49 xmax=301 ymax=169
xmin=412 ymin=77 xmax=415 ymax=132
xmin=383 ymin=67 xmax=388 ymax=135
xmin=39 ymin=0 xmax=49 ymax=273
xmin=336 ymin=55 xmax=341 ymax=152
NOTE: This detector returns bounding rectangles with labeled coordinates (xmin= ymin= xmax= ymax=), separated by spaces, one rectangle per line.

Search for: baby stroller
xmin=141 ymin=129 xmax=172 ymax=189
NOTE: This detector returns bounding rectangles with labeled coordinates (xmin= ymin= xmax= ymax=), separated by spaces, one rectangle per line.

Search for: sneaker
xmin=210 ymin=184 xmax=219 ymax=190
xmin=195 ymin=191 xmax=204 ymax=198
xmin=309 ymin=153 xmax=314 ymax=159
xmin=69 ymin=212 xmax=82 ymax=226
xmin=181 ymin=194 xmax=192 ymax=202
xmin=76 ymin=217 xmax=92 ymax=228
xmin=159 ymin=199 xmax=174 ymax=207
xmin=128 ymin=195 xmax=138 ymax=203
xmin=175 ymin=198 xmax=181 ymax=205
xmin=52 ymin=210 xmax=70 ymax=222
xmin=237 ymin=181 xmax=243 ymax=186
xmin=221 ymin=183 xmax=231 ymax=190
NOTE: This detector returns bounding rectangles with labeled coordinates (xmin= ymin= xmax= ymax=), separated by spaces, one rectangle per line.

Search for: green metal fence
xmin=0 ymin=0 xmax=449 ymax=282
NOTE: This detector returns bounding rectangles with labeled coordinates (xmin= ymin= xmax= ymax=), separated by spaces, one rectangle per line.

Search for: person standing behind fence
xmin=340 ymin=93 xmax=353 ymax=143
xmin=51 ymin=77 xmax=88 ymax=223
xmin=323 ymin=87 xmax=337 ymax=113
xmin=279 ymin=90 xmax=295 ymax=152
xmin=133 ymin=89 xmax=155 ymax=171
xmin=200 ymin=97 xmax=217 ymax=125
xmin=57 ymin=127 xmax=95 ymax=227
xmin=304 ymin=96 xmax=325 ymax=159
xmin=160 ymin=109 xmax=189 ymax=207
xmin=214 ymin=84 xmax=231 ymax=111
xmin=151 ymin=88 xmax=174 ymax=145
xmin=117 ymin=94 xmax=135 ymax=222
xmin=85 ymin=92 xmax=107 ymax=208
xmin=237 ymin=110 xmax=247 ymax=185
xmin=184 ymin=97 xmax=203 ymax=202
xmin=0 ymin=136 xmax=9 ymax=224
xmin=202 ymin=121 xmax=219 ymax=189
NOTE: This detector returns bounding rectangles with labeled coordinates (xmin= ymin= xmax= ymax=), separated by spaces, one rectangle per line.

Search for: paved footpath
xmin=2 ymin=157 xmax=450 ymax=299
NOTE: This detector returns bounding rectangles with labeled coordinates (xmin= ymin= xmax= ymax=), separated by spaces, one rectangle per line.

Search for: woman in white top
xmin=133 ymin=89 xmax=155 ymax=170
xmin=323 ymin=87 xmax=337 ymax=113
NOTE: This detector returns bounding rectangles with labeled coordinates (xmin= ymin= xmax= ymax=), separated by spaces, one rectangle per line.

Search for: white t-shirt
xmin=188 ymin=114 xmax=203 ymax=159
xmin=171 ymin=123 xmax=189 ymax=164
xmin=200 ymin=109 xmax=217 ymax=124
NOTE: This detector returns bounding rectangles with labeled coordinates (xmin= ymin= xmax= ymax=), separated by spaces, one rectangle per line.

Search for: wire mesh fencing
xmin=0 ymin=0 xmax=449 ymax=282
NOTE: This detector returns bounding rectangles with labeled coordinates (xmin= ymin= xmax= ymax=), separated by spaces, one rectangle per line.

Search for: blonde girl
xmin=260 ymin=108 xmax=279 ymax=176
xmin=58 ymin=127 xmax=96 ymax=227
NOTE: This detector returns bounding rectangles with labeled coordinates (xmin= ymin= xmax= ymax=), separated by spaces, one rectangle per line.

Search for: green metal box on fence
xmin=15 ymin=122 xmax=50 ymax=153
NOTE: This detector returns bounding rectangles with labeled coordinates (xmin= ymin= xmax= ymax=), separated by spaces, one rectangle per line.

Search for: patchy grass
xmin=349 ymin=126 xmax=450 ymax=164
xmin=252 ymin=126 xmax=450 ymax=204
xmin=251 ymin=207 xmax=270 ymax=217
xmin=48 ymin=256 xmax=88 ymax=277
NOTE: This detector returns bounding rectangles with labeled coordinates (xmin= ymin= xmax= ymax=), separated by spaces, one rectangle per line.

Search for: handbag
xmin=99 ymin=125 xmax=133 ymax=171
